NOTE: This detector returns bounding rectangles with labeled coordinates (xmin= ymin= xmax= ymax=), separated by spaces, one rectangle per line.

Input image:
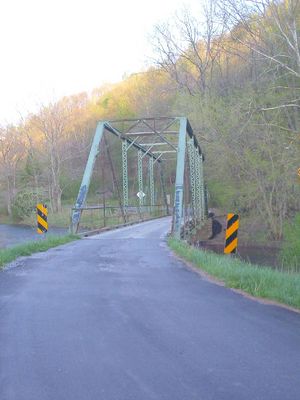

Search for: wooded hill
xmin=0 ymin=0 xmax=299 ymax=244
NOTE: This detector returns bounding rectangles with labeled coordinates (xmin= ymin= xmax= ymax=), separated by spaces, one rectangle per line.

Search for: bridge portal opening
xmin=71 ymin=117 xmax=207 ymax=237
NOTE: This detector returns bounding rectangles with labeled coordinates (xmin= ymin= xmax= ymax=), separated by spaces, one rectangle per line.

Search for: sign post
xmin=36 ymin=204 xmax=48 ymax=234
xmin=224 ymin=213 xmax=239 ymax=254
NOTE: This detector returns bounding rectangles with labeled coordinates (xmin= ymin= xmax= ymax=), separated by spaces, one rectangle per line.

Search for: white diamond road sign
xmin=137 ymin=191 xmax=146 ymax=199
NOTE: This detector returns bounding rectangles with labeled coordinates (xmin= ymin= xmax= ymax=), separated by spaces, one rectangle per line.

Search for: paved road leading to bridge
xmin=1 ymin=217 xmax=300 ymax=400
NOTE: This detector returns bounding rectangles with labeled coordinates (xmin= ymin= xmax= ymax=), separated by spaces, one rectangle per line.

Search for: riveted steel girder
xmin=71 ymin=121 xmax=105 ymax=233
xmin=174 ymin=117 xmax=187 ymax=238
xmin=199 ymin=153 xmax=205 ymax=221
xmin=188 ymin=138 xmax=196 ymax=221
xmin=122 ymin=140 xmax=129 ymax=210
xmin=195 ymin=149 xmax=202 ymax=221
xmin=149 ymin=157 xmax=155 ymax=209
xmin=138 ymin=149 xmax=144 ymax=206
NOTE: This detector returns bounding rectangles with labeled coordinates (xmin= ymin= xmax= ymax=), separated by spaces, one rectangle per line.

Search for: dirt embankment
xmin=188 ymin=210 xmax=281 ymax=268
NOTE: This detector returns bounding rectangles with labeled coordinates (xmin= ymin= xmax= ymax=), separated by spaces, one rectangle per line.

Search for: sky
xmin=0 ymin=0 xmax=201 ymax=125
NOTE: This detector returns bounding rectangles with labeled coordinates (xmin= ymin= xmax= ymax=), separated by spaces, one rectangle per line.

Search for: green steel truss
xmin=187 ymin=138 xmax=196 ymax=219
xmin=71 ymin=117 xmax=206 ymax=237
xmin=149 ymin=157 xmax=155 ymax=209
xmin=138 ymin=150 xmax=144 ymax=206
xmin=122 ymin=140 xmax=128 ymax=210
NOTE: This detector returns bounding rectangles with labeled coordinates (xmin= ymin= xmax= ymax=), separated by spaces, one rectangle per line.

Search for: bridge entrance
xmin=71 ymin=117 xmax=206 ymax=237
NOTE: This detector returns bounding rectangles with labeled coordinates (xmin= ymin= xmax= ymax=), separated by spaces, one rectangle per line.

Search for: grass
xmin=1 ymin=202 xmax=165 ymax=230
xmin=0 ymin=234 xmax=79 ymax=270
xmin=168 ymin=237 xmax=300 ymax=310
xmin=280 ymin=213 xmax=300 ymax=271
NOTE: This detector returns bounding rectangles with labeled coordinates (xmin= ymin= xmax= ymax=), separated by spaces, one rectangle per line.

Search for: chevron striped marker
xmin=224 ymin=213 xmax=239 ymax=254
xmin=36 ymin=203 xmax=48 ymax=234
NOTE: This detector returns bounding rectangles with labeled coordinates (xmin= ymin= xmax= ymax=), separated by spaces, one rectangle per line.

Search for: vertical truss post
xmin=159 ymin=162 xmax=169 ymax=215
xmin=149 ymin=156 xmax=155 ymax=212
xmin=199 ymin=154 xmax=205 ymax=221
xmin=174 ymin=117 xmax=187 ymax=238
xmin=204 ymin=183 xmax=209 ymax=217
xmin=187 ymin=138 xmax=196 ymax=222
xmin=104 ymin=134 xmax=126 ymax=223
xmin=122 ymin=140 xmax=129 ymax=214
xmin=71 ymin=121 xmax=105 ymax=233
xmin=138 ymin=149 xmax=144 ymax=207
xmin=195 ymin=148 xmax=202 ymax=222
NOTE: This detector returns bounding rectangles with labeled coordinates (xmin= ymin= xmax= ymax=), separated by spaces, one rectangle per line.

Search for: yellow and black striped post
xmin=224 ymin=213 xmax=239 ymax=254
xmin=36 ymin=203 xmax=48 ymax=234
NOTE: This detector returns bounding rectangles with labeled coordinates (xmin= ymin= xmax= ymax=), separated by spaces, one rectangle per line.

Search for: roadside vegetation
xmin=0 ymin=235 xmax=79 ymax=270
xmin=169 ymin=238 xmax=300 ymax=310
xmin=280 ymin=213 xmax=300 ymax=271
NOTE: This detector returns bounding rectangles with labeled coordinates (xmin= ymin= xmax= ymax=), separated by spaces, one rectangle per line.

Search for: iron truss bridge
xmin=71 ymin=117 xmax=207 ymax=237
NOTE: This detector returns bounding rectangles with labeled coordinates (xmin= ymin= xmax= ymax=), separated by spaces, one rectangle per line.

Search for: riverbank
xmin=0 ymin=234 xmax=79 ymax=270
xmin=0 ymin=224 xmax=67 ymax=249
xmin=168 ymin=238 xmax=300 ymax=311
xmin=187 ymin=211 xmax=282 ymax=268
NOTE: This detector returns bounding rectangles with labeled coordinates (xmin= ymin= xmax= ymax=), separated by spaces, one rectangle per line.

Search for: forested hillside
xmin=0 ymin=0 xmax=299 ymax=246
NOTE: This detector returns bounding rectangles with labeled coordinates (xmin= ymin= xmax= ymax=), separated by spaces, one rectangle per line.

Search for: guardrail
xmin=70 ymin=204 xmax=168 ymax=234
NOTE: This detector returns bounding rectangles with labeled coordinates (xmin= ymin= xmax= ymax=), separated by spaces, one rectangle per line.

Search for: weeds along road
xmin=0 ymin=217 xmax=300 ymax=400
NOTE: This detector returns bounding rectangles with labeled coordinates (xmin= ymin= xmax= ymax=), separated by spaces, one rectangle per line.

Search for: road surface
xmin=0 ymin=217 xmax=300 ymax=400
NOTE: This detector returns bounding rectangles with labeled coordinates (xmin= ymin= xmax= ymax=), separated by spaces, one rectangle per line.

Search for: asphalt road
xmin=0 ymin=217 xmax=300 ymax=400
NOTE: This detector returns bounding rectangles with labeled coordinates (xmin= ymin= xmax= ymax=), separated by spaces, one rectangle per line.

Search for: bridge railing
xmin=70 ymin=205 xmax=168 ymax=234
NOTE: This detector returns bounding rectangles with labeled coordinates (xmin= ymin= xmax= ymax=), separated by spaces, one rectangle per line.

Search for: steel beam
xmin=188 ymin=138 xmax=196 ymax=221
xmin=104 ymin=123 xmax=160 ymax=162
xmin=139 ymin=142 xmax=168 ymax=146
xmin=199 ymin=153 xmax=205 ymax=221
xmin=122 ymin=140 xmax=129 ymax=211
xmin=125 ymin=131 xmax=179 ymax=136
xmin=142 ymin=120 xmax=178 ymax=151
xmin=195 ymin=149 xmax=202 ymax=221
xmin=174 ymin=117 xmax=187 ymax=238
xmin=159 ymin=162 xmax=169 ymax=215
xmin=138 ymin=149 xmax=144 ymax=206
xmin=152 ymin=150 xmax=177 ymax=154
xmin=109 ymin=117 xmax=178 ymax=123
xmin=149 ymin=157 xmax=155 ymax=210
xmin=71 ymin=121 xmax=105 ymax=233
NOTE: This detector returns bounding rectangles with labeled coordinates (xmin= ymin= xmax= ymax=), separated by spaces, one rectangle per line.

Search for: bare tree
xmin=31 ymin=101 xmax=70 ymax=212
xmin=217 ymin=0 xmax=300 ymax=79
xmin=0 ymin=126 xmax=25 ymax=215
xmin=152 ymin=1 xmax=225 ymax=95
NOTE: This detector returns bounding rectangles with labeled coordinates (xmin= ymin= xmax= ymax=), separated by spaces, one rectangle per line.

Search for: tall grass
xmin=169 ymin=238 xmax=300 ymax=310
xmin=280 ymin=213 xmax=300 ymax=272
xmin=0 ymin=235 xmax=79 ymax=269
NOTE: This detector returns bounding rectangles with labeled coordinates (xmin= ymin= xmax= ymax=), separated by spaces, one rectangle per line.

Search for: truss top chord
xmin=152 ymin=150 xmax=177 ymax=154
xmin=124 ymin=131 xmax=179 ymax=136
xmin=138 ymin=142 xmax=170 ymax=146
xmin=107 ymin=117 xmax=180 ymax=123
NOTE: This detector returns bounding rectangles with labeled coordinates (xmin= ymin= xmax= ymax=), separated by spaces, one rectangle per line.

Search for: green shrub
xmin=280 ymin=213 xmax=300 ymax=271
xmin=11 ymin=191 xmax=39 ymax=221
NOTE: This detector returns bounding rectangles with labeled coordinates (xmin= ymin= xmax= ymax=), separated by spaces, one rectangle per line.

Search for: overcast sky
xmin=0 ymin=0 xmax=201 ymax=125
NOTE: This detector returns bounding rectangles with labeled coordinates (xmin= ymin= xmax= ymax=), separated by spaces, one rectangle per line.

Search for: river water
xmin=197 ymin=242 xmax=281 ymax=269
xmin=0 ymin=224 xmax=67 ymax=249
